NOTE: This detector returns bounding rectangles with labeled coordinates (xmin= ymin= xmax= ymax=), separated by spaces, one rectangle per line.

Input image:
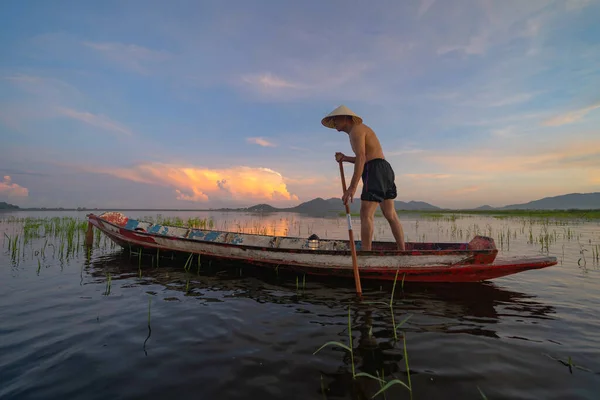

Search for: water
xmin=1 ymin=210 xmax=599 ymax=399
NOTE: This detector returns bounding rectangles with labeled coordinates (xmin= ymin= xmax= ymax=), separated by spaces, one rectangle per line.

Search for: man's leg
xmin=380 ymin=199 xmax=406 ymax=251
xmin=360 ymin=200 xmax=379 ymax=251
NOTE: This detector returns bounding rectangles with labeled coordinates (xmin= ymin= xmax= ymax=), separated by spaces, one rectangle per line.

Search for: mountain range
xmin=217 ymin=192 xmax=600 ymax=215
xmin=1 ymin=192 xmax=598 ymax=213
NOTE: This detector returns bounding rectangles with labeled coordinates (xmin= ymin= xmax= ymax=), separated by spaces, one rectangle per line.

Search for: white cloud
xmin=241 ymin=73 xmax=303 ymax=90
xmin=247 ymin=137 xmax=277 ymax=147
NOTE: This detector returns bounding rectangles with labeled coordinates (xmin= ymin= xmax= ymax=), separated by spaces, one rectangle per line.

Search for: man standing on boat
xmin=321 ymin=105 xmax=406 ymax=251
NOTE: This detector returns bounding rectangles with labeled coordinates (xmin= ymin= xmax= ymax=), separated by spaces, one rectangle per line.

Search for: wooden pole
xmin=338 ymin=161 xmax=363 ymax=295
xmin=85 ymin=221 xmax=94 ymax=247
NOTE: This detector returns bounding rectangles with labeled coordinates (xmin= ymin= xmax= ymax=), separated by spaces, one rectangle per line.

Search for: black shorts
xmin=361 ymin=158 xmax=397 ymax=202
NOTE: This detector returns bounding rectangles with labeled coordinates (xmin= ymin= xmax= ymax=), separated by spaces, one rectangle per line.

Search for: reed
xmin=144 ymin=296 xmax=152 ymax=354
xmin=313 ymin=306 xmax=357 ymax=378
xmin=370 ymin=333 xmax=412 ymax=399
xmin=478 ymin=387 xmax=488 ymax=399
xmin=316 ymin=272 xmax=413 ymax=399
xmin=138 ymin=253 xmax=143 ymax=277
xmin=183 ymin=252 xmax=194 ymax=272
xmin=104 ymin=273 xmax=112 ymax=296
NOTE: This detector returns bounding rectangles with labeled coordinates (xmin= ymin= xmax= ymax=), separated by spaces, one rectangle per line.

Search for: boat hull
xmin=86 ymin=212 xmax=557 ymax=283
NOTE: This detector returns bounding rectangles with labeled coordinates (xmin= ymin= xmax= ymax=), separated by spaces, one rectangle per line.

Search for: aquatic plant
xmin=315 ymin=272 xmax=413 ymax=399
xmin=313 ymin=306 xmax=358 ymax=378
xmin=104 ymin=272 xmax=112 ymax=296
xmin=144 ymin=296 xmax=152 ymax=355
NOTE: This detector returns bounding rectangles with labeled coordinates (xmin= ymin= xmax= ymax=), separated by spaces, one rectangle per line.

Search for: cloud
xmin=2 ymin=74 xmax=135 ymax=139
xmin=242 ymin=73 xmax=303 ymax=90
xmin=3 ymin=74 xmax=82 ymax=103
xmin=237 ymin=61 xmax=372 ymax=100
xmin=56 ymin=107 xmax=133 ymax=136
xmin=0 ymin=176 xmax=29 ymax=197
xmin=247 ymin=137 xmax=276 ymax=147
xmin=175 ymin=188 xmax=208 ymax=202
xmin=91 ymin=163 xmax=299 ymax=204
xmin=542 ymin=102 xmax=600 ymax=127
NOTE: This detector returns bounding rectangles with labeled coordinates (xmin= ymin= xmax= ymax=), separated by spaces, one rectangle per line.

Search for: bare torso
xmin=352 ymin=123 xmax=385 ymax=162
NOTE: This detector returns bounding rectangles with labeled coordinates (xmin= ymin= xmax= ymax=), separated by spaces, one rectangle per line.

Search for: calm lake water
xmin=1 ymin=210 xmax=599 ymax=399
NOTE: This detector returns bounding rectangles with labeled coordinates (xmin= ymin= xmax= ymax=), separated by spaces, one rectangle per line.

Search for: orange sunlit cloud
xmin=0 ymin=175 xmax=29 ymax=197
xmin=97 ymin=163 xmax=299 ymax=204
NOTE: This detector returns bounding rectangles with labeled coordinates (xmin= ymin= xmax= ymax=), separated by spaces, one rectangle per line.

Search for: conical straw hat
xmin=321 ymin=105 xmax=363 ymax=129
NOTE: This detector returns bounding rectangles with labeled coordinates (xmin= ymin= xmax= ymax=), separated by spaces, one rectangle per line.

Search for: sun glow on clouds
xmin=100 ymin=163 xmax=299 ymax=204
xmin=0 ymin=176 xmax=29 ymax=197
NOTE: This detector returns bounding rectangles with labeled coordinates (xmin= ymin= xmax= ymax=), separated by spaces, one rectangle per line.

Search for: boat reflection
xmin=83 ymin=250 xmax=557 ymax=398
xmin=83 ymin=250 xmax=556 ymax=335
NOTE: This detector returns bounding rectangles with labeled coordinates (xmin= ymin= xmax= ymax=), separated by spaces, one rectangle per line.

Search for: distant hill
xmin=473 ymin=205 xmax=496 ymax=210
xmin=214 ymin=192 xmax=600 ymax=214
xmin=0 ymin=202 xmax=19 ymax=210
xmin=499 ymin=192 xmax=600 ymax=210
xmin=245 ymin=204 xmax=280 ymax=213
xmin=215 ymin=197 xmax=441 ymax=215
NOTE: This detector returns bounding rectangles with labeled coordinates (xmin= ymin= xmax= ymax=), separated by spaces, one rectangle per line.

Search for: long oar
xmin=338 ymin=160 xmax=363 ymax=295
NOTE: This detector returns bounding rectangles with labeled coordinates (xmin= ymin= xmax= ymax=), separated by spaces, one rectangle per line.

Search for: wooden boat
xmin=86 ymin=212 xmax=557 ymax=283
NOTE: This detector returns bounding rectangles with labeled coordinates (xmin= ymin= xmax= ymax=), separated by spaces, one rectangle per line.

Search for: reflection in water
xmin=83 ymin=250 xmax=561 ymax=397
xmin=85 ymin=250 xmax=558 ymax=334
xmin=3 ymin=211 xmax=600 ymax=400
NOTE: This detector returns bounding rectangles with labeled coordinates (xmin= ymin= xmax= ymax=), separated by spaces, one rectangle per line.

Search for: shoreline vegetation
xmin=2 ymin=195 xmax=600 ymax=220
xmin=1 ymin=206 xmax=599 ymax=220
xmin=2 ymin=188 xmax=599 ymax=222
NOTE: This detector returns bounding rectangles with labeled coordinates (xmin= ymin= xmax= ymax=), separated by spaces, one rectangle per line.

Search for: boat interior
xmin=108 ymin=215 xmax=474 ymax=252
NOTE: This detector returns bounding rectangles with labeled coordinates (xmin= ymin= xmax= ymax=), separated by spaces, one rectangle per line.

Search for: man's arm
xmin=348 ymin=126 xmax=367 ymax=190
xmin=343 ymin=155 xmax=356 ymax=163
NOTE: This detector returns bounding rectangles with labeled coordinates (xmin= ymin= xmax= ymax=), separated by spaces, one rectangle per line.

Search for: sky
xmin=1 ymin=0 xmax=599 ymax=210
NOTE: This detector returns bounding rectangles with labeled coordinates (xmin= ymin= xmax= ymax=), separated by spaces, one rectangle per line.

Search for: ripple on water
xmin=1 ymin=212 xmax=600 ymax=399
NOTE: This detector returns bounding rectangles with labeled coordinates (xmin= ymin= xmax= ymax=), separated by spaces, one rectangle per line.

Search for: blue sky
xmin=1 ymin=0 xmax=599 ymax=209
